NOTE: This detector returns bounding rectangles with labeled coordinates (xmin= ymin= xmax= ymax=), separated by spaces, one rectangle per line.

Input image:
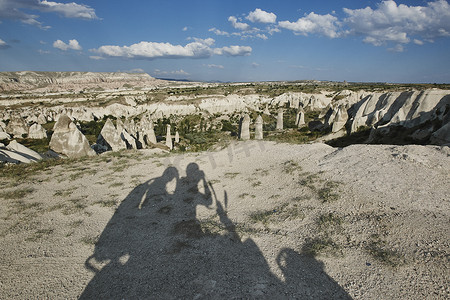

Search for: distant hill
xmin=0 ymin=71 xmax=158 ymax=92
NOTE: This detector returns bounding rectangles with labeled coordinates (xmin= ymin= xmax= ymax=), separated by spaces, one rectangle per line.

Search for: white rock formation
xmin=144 ymin=121 xmax=157 ymax=145
xmin=255 ymin=115 xmax=263 ymax=140
xmin=5 ymin=115 xmax=28 ymax=137
xmin=49 ymin=114 xmax=96 ymax=158
xmin=296 ymin=108 xmax=305 ymax=128
xmin=175 ymin=131 xmax=180 ymax=144
xmin=332 ymin=106 xmax=348 ymax=133
xmin=276 ymin=109 xmax=284 ymax=130
xmin=97 ymin=119 xmax=127 ymax=151
xmin=166 ymin=125 xmax=173 ymax=150
xmin=239 ymin=114 xmax=251 ymax=140
xmin=120 ymin=129 xmax=137 ymax=150
xmin=6 ymin=140 xmax=42 ymax=161
xmin=28 ymin=123 xmax=47 ymax=139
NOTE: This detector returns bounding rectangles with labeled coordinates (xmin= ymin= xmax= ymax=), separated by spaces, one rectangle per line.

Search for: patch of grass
xmin=251 ymin=181 xmax=262 ymax=187
xmin=249 ymin=203 xmax=304 ymax=225
xmin=26 ymin=228 xmax=53 ymax=242
xmin=6 ymin=200 xmax=42 ymax=218
xmin=0 ymin=188 xmax=35 ymax=199
xmin=318 ymin=181 xmax=340 ymax=203
xmin=366 ymin=238 xmax=405 ymax=267
xmin=61 ymin=198 xmax=87 ymax=215
xmin=317 ymin=213 xmax=343 ymax=228
xmin=70 ymin=220 xmax=83 ymax=228
xmin=282 ymin=159 xmax=302 ymax=174
xmin=303 ymin=236 xmax=340 ymax=256
xmin=238 ymin=193 xmax=255 ymax=199
xmin=108 ymin=182 xmax=124 ymax=188
xmin=93 ymin=200 xmax=117 ymax=207
xmin=208 ymin=179 xmax=221 ymax=185
xmin=54 ymin=188 xmax=75 ymax=197
xmin=224 ymin=172 xmax=240 ymax=179
xmin=68 ymin=169 xmax=97 ymax=181
xmin=81 ymin=235 xmax=99 ymax=245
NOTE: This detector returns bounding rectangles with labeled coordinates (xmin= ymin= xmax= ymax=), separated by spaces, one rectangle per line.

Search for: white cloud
xmin=38 ymin=49 xmax=50 ymax=54
xmin=53 ymin=39 xmax=82 ymax=51
xmin=209 ymin=27 xmax=230 ymax=36
xmin=0 ymin=0 xmax=98 ymax=28
xmin=343 ymin=0 xmax=450 ymax=46
xmin=388 ymin=44 xmax=405 ymax=52
xmin=256 ymin=33 xmax=268 ymax=40
xmin=247 ymin=8 xmax=277 ymax=24
xmin=251 ymin=62 xmax=260 ymax=68
xmin=154 ymin=69 xmax=190 ymax=76
xmin=92 ymin=39 xmax=252 ymax=59
xmin=413 ymin=39 xmax=424 ymax=45
xmin=39 ymin=0 xmax=97 ymax=19
xmin=205 ymin=64 xmax=224 ymax=69
xmin=182 ymin=26 xmax=188 ymax=31
xmin=89 ymin=55 xmax=105 ymax=60
xmin=228 ymin=16 xmax=250 ymax=31
xmin=214 ymin=45 xmax=252 ymax=56
xmin=0 ymin=38 xmax=9 ymax=49
xmin=279 ymin=12 xmax=340 ymax=38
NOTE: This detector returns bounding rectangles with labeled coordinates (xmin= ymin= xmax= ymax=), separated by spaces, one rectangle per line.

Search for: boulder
xmin=430 ymin=122 xmax=450 ymax=145
xmin=0 ymin=149 xmax=32 ymax=164
xmin=28 ymin=123 xmax=47 ymax=139
xmin=37 ymin=114 xmax=47 ymax=125
xmin=0 ymin=131 xmax=11 ymax=140
xmin=49 ymin=114 xmax=96 ymax=158
xmin=5 ymin=115 xmax=28 ymax=137
xmin=6 ymin=140 xmax=42 ymax=161
xmin=97 ymin=119 xmax=127 ymax=151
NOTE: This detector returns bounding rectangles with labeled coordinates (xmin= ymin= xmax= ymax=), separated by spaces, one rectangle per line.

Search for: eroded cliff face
xmin=0 ymin=74 xmax=449 ymax=147
xmin=0 ymin=71 xmax=158 ymax=92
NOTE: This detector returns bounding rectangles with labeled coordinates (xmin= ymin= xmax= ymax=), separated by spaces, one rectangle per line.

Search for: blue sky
xmin=1 ymin=0 xmax=449 ymax=83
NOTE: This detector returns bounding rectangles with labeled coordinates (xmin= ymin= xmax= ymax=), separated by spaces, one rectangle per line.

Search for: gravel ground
xmin=0 ymin=141 xmax=449 ymax=299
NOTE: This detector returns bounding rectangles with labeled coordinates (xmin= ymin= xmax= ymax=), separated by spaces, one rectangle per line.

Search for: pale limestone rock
xmin=0 ymin=149 xmax=32 ymax=163
xmin=239 ymin=114 xmax=251 ymax=140
xmin=144 ymin=121 xmax=157 ymax=145
xmin=37 ymin=114 xmax=47 ymax=125
xmin=175 ymin=131 xmax=180 ymax=143
xmin=430 ymin=122 xmax=450 ymax=145
xmin=332 ymin=106 xmax=348 ymax=133
xmin=6 ymin=140 xmax=42 ymax=161
xmin=28 ymin=123 xmax=47 ymax=139
xmin=276 ymin=109 xmax=283 ymax=130
xmin=49 ymin=114 xmax=96 ymax=158
xmin=263 ymin=104 xmax=270 ymax=115
xmin=121 ymin=129 xmax=137 ymax=149
xmin=255 ymin=115 xmax=263 ymax=140
xmin=296 ymin=108 xmax=305 ymax=128
xmin=6 ymin=115 xmax=28 ymax=137
xmin=0 ymin=131 xmax=11 ymax=140
xmin=166 ymin=125 xmax=173 ymax=150
xmin=97 ymin=119 xmax=127 ymax=151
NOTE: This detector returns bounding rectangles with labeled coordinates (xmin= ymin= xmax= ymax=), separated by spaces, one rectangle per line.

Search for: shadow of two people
xmin=81 ymin=163 xmax=351 ymax=299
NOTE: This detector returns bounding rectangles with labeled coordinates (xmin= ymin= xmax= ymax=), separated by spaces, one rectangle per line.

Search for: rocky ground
xmin=0 ymin=141 xmax=448 ymax=299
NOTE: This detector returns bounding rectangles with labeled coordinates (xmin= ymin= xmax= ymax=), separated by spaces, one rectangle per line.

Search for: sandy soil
xmin=0 ymin=141 xmax=449 ymax=299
